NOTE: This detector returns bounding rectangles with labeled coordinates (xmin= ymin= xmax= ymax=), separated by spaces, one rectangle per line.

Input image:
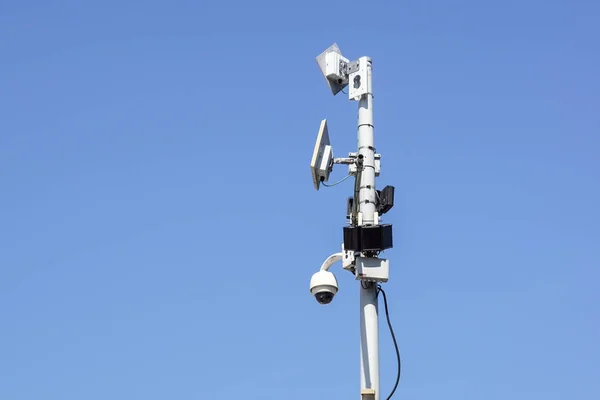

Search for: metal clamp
xmin=344 ymin=59 xmax=361 ymax=75
xmin=361 ymin=388 xmax=376 ymax=400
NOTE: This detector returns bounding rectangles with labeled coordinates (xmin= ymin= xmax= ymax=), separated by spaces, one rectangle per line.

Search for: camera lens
xmin=316 ymin=292 xmax=334 ymax=304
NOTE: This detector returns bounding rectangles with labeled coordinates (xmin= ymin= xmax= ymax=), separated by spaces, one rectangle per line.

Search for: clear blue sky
xmin=1 ymin=1 xmax=599 ymax=399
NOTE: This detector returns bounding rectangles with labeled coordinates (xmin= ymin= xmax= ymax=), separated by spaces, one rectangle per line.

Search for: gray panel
xmin=310 ymin=119 xmax=331 ymax=190
xmin=315 ymin=43 xmax=347 ymax=96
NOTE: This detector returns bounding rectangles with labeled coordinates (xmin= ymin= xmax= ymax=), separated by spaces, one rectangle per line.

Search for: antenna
xmin=308 ymin=44 xmax=396 ymax=400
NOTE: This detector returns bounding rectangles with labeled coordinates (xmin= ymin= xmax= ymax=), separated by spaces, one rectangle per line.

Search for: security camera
xmin=309 ymin=270 xmax=338 ymax=305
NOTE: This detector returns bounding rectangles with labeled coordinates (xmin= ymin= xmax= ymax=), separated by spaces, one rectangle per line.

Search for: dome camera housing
xmin=309 ymin=270 xmax=339 ymax=305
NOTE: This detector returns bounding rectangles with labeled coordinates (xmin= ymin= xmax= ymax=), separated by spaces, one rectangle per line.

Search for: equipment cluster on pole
xmin=308 ymin=43 xmax=400 ymax=400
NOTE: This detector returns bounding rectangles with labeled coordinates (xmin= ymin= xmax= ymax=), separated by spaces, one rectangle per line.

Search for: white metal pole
xmin=356 ymin=57 xmax=380 ymax=400
xmin=360 ymin=284 xmax=379 ymax=399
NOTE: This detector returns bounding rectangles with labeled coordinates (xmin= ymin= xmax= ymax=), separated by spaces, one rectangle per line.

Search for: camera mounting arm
xmin=319 ymin=252 xmax=343 ymax=271
xmin=318 ymin=245 xmax=357 ymax=274
xmin=333 ymin=157 xmax=355 ymax=165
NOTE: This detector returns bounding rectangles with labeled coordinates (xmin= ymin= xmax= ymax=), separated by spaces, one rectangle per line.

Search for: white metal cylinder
xmin=357 ymin=57 xmax=376 ymax=225
xmin=357 ymin=56 xmax=380 ymax=400
xmin=360 ymin=283 xmax=379 ymax=399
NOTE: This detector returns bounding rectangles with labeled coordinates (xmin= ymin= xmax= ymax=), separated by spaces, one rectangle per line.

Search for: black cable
xmin=352 ymin=165 xmax=362 ymax=225
xmin=377 ymin=285 xmax=400 ymax=400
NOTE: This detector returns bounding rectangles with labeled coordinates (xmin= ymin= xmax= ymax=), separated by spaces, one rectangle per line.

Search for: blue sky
xmin=1 ymin=1 xmax=599 ymax=399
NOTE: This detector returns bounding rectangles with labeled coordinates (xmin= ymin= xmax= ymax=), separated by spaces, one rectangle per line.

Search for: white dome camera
xmin=309 ymin=270 xmax=338 ymax=305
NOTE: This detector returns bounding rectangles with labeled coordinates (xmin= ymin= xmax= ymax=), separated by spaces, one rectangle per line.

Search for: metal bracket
xmin=330 ymin=57 xmax=360 ymax=80
xmin=344 ymin=59 xmax=361 ymax=75
xmin=334 ymin=157 xmax=356 ymax=165
xmin=349 ymin=57 xmax=371 ymax=100
xmin=342 ymin=249 xmax=356 ymax=272
xmin=348 ymin=152 xmax=381 ymax=176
